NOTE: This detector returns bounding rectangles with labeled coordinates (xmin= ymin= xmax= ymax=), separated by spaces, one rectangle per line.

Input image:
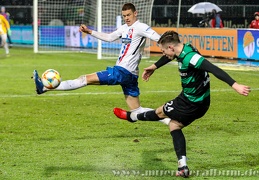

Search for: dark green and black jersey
xmin=176 ymin=43 xmax=210 ymax=103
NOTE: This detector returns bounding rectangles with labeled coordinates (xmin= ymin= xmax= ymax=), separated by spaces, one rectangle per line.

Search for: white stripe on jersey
xmin=115 ymin=20 xmax=160 ymax=75
xmin=190 ymin=54 xmax=202 ymax=66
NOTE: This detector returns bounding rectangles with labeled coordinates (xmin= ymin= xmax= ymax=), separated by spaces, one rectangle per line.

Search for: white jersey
xmin=91 ymin=20 xmax=160 ymax=75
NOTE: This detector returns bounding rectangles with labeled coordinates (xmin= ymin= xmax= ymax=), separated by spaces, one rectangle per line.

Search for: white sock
xmin=129 ymin=107 xmax=142 ymax=121
xmin=139 ymin=107 xmax=154 ymax=112
xmin=131 ymin=106 xmax=154 ymax=113
xmin=178 ymin=156 xmax=187 ymax=167
xmin=129 ymin=112 xmax=138 ymax=121
xmin=54 ymin=76 xmax=87 ymax=91
xmin=4 ymin=42 xmax=9 ymax=54
xmin=159 ymin=118 xmax=171 ymax=125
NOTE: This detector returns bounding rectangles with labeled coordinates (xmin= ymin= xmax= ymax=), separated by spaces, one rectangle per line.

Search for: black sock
xmin=170 ymin=129 xmax=186 ymax=160
xmin=136 ymin=110 xmax=163 ymax=121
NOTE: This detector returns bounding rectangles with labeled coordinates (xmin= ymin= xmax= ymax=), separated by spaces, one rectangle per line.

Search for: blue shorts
xmin=96 ymin=66 xmax=139 ymax=97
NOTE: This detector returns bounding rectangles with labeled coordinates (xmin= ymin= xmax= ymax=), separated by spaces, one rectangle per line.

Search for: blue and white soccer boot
xmin=32 ymin=70 xmax=45 ymax=94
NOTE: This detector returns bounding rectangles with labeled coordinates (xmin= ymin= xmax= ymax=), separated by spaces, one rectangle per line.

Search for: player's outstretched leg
xmin=133 ymin=107 xmax=170 ymax=125
xmin=114 ymin=107 xmax=169 ymax=123
xmin=113 ymin=108 xmax=137 ymax=123
xmin=32 ymin=70 xmax=45 ymax=95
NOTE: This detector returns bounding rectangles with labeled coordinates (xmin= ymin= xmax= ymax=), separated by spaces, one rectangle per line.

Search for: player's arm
xmin=137 ymin=25 xmax=160 ymax=42
xmin=79 ymin=24 xmax=121 ymax=42
xmin=200 ymin=59 xmax=250 ymax=96
xmin=200 ymin=59 xmax=235 ymax=86
xmin=2 ymin=16 xmax=9 ymax=27
xmin=3 ymin=16 xmax=11 ymax=35
xmin=1 ymin=15 xmax=10 ymax=32
xmin=142 ymin=55 xmax=171 ymax=81
xmin=148 ymin=29 xmax=160 ymax=42
xmin=154 ymin=55 xmax=172 ymax=69
xmin=91 ymin=30 xmax=121 ymax=42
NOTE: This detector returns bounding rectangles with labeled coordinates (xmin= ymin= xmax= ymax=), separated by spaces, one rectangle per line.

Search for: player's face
xmin=122 ymin=9 xmax=137 ymax=26
xmin=255 ymin=15 xmax=259 ymax=20
xmin=159 ymin=44 xmax=175 ymax=59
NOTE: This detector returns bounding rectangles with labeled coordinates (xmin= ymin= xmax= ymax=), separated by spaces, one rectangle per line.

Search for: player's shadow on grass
xmin=140 ymin=148 xmax=173 ymax=171
xmin=43 ymin=149 xmax=173 ymax=178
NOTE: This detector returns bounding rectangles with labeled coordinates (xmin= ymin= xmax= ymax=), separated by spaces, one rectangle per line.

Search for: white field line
xmin=0 ymin=88 xmax=258 ymax=98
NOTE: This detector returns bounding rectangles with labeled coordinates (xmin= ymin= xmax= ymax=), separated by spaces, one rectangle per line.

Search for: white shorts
xmin=0 ymin=33 xmax=7 ymax=45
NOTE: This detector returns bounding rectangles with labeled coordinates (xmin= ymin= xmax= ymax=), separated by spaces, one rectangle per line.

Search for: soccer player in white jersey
xmin=33 ymin=3 xmax=169 ymax=118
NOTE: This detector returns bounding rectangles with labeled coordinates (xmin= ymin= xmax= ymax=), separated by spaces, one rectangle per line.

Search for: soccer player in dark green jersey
xmin=113 ymin=30 xmax=251 ymax=178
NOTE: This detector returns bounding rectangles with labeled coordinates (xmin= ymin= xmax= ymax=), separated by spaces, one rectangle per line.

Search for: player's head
xmin=157 ymin=30 xmax=180 ymax=59
xmin=1 ymin=6 xmax=5 ymax=13
xmin=121 ymin=3 xmax=137 ymax=26
xmin=254 ymin=12 xmax=259 ymax=20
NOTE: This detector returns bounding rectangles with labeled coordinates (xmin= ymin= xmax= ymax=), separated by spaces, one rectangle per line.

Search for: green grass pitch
xmin=0 ymin=48 xmax=259 ymax=179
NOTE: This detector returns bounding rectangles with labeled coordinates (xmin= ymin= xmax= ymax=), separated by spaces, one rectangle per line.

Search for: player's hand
xmin=232 ymin=82 xmax=251 ymax=96
xmin=142 ymin=64 xmax=157 ymax=82
xmin=79 ymin=24 xmax=92 ymax=34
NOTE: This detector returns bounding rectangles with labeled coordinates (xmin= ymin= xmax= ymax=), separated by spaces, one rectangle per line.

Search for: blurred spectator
xmin=0 ymin=0 xmax=30 ymax=5
xmin=249 ymin=12 xmax=259 ymax=29
xmin=1 ymin=6 xmax=12 ymax=46
xmin=198 ymin=14 xmax=210 ymax=27
xmin=210 ymin=9 xmax=224 ymax=28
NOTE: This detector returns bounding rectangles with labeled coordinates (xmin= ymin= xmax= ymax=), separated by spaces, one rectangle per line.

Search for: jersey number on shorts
xmin=164 ymin=100 xmax=174 ymax=112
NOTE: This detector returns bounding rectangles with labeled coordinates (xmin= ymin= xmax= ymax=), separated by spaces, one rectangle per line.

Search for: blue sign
xmin=11 ymin=25 xmax=33 ymax=44
xmin=39 ymin=26 xmax=65 ymax=46
xmin=238 ymin=30 xmax=259 ymax=60
xmin=79 ymin=26 xmax=121 ymax=49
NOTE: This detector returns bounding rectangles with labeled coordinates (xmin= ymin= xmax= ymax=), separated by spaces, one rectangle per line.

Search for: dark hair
xmin=122 ymin=3 xmax=136 ymax=12
xmin=158 ymin=30 xmax=180 ymax=45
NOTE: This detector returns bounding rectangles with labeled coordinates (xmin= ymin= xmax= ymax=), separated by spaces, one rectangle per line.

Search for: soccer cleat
xmin=113 ymin=108 xmax=136 ymax=123
xmin=32 ymin=70 xmax=45 ymax=94
xmin=176 ymin=166 xmax=189 ymax=178
xmin=113 ymin=108 xmax=128 ymax=120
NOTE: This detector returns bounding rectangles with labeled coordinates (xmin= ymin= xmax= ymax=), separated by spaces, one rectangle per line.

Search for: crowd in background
xmin=154 ymin=0 xmax=258 ymax=5
xmin=198 ymin=9 xmax=224 ymax=28
xmin=0 ymin=0 xmax=258 ymax=6
xmin=0 ymin=0 xmax=258 ymax=29
xmin=0 ymin=0 xmax=32 ymax=5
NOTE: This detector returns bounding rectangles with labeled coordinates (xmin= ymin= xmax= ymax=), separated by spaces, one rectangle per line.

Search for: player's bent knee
xmin=84 ymin=73 xmax=100 ymax=85
xmin=156 ymin=106 xmax=167 ymax=118
xmin=169 ymin=120 xmax=184 ymax=131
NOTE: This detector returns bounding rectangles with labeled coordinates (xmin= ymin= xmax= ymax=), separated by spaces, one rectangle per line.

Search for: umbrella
xmin=188 ymin=2 xmax=222 ymax=14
